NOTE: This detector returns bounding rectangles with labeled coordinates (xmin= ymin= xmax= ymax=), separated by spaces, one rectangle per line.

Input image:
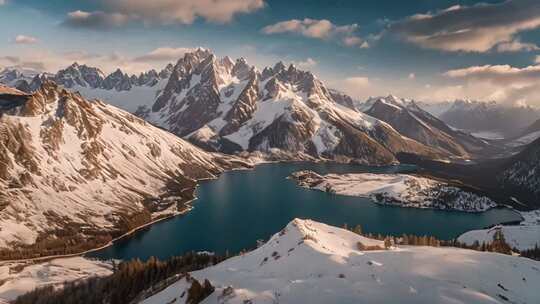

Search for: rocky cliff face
xmin=0 ymin=82 xmax=250 ymax=259
xmin=137 ymin=49 xmax=445 ymax=164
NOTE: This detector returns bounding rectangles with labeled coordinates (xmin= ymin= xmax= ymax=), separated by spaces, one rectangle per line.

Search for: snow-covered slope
xmin=508 ymin=118 xmax=540 ymax=147
xmin=509 ymin=130 xmax=540 ymax=147
xmin=0 ymin=83 xmax=250 ymax=257
xmin=289 ymin=170 xmax=496 ymax=212
xmin=459 ymin=210 xmax=540 ymax=251
xmin=362 ymin=96 xmax=493 ymax=158
xmin=0 ymin=257 xmax=112 ymax=303
xmin=136 ymin=49 xmax=445 ymax=164
xmin=74 ymin=80 xmax=167 ymax=113
xmin=139 ymin=219 xmax=540 ymax=304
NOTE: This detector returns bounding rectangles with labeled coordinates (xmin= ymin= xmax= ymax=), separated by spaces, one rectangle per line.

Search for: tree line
xmin=346 ymin=223 xmax=537 ymax=258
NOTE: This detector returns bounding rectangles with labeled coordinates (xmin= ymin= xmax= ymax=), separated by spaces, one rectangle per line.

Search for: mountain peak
xmin=273 ymin=61 xmax=286 ymax=72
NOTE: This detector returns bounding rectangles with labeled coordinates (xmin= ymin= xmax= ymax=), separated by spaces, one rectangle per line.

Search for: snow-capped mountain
xmin=0 ymin=63 xmax=173 ymax=112
xmin=0 ymin=68 xmax=49 ymax=93
xmin=0 ymin=83 xmax=250 ymax=258
xmin=136 ymin=49 xmax=445 ymax=164
xmin=3 ymin=62 xmax=172 ymax=92
xmin=419 ymin=99 xmax=540 ymax=138
xmin=138 ymin=219 xmax=540 ymax=304
xmin=361 ymin=95 xmax=494 ymax=158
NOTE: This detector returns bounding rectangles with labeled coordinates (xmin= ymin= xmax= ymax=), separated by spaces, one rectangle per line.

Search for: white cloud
xmin=0 ymin=48 xmax=179 ymax=74
xmin=111 ymin=0 xmax=264 ymax=24
xmin=0 ymin=0 xmax=6 ymax=5
xmin=63 ymin=0 xmax=265 ymax=29
xmin=294 ymin=58 xmax=318 ymax=69
xmin=495 ymin=39 xmax=540 ymax=52
xmin=14 ymin=35 xmax=38 ymax=44
xmin=62 ymin=50 xmax=102 ymax=61
xmin=262 ymin=18 xmax=367 ymax=48
xmin=442 ymin=64 xmax=540 ymax=106
xmin=444 ymin=64 xmax=540 ymax=84
xmin=133 ymin=47 xmax=195 ymax=62
xmin=62 ymin=10 xmax=130 ymax=29
xmin=344 ymin=76 xmax=370 ymax=87
xmin=408 ymin=73 xmax=415 ymax=79
xmin=389 ymin=0 xmax=540 ymax=52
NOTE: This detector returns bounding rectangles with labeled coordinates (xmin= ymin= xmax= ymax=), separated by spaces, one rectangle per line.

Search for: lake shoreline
xmin=1 ymin=161 xmax=524 ymax=264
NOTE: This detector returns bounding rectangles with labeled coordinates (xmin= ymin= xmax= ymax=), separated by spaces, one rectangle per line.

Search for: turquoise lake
xmin=88 ymin=163 xmax=521 ymax=261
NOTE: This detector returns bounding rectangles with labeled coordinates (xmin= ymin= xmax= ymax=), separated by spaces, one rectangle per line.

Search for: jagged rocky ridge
xmin=289 ymin=170 xmax=496 ymax=212
xmin=0 ymin=83 xmax=250 ymax=258
xmin=0 ymin=63 xmax=177 ymax=114
xmin=135 ymin=49 xmax=447 ymax=164
xmin=360 ymin=95 xmax=496 ymax=158
xmin=0 ymin=63 xmax=174 ymax=93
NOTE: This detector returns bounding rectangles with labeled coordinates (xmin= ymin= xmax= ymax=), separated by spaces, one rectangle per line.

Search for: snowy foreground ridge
xmin=140 ymin=219 xmax=539 ymax=304
xmin=459 ymin=210 xmax=540 ymax=251
xmin=289 ymin=170 xmax=496 ymax=212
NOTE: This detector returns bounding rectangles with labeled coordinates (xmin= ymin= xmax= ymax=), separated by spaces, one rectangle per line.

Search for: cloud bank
xmin=62 ymin=0 xmax=265 ymax=29
xmin=443 ymin=64 xmax=540 ymax=106
xmin=262 ymin=18 xmax=368 ymax=48
xmin=133 ymin=47 xmax=195 ymax=62
xmin=14 ymin=35 xmax=38 ymax=44
xmin=389 ymin=0 xmax=540 ymax=52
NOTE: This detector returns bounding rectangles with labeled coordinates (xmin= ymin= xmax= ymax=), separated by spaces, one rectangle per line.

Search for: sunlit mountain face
xmin=0 ymin=1 xmax=539 ymax=304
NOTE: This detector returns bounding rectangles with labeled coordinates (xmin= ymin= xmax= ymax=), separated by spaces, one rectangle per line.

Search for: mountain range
xmin=419 ymin=99 xmax=540 ymax=138
xmin=3 ymin=49 xmax=538 ymax=164
xmin=2 ymin=49 xmax=540 ymax=209
xmin=134 ymin=48 xmax=451 ymax=164
xmin=359 ymin=95 xmax=496 ymax=158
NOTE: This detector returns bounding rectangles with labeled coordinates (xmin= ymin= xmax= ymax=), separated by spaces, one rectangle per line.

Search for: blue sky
xmin=2 ymin=0 xmax=540 ymax=105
